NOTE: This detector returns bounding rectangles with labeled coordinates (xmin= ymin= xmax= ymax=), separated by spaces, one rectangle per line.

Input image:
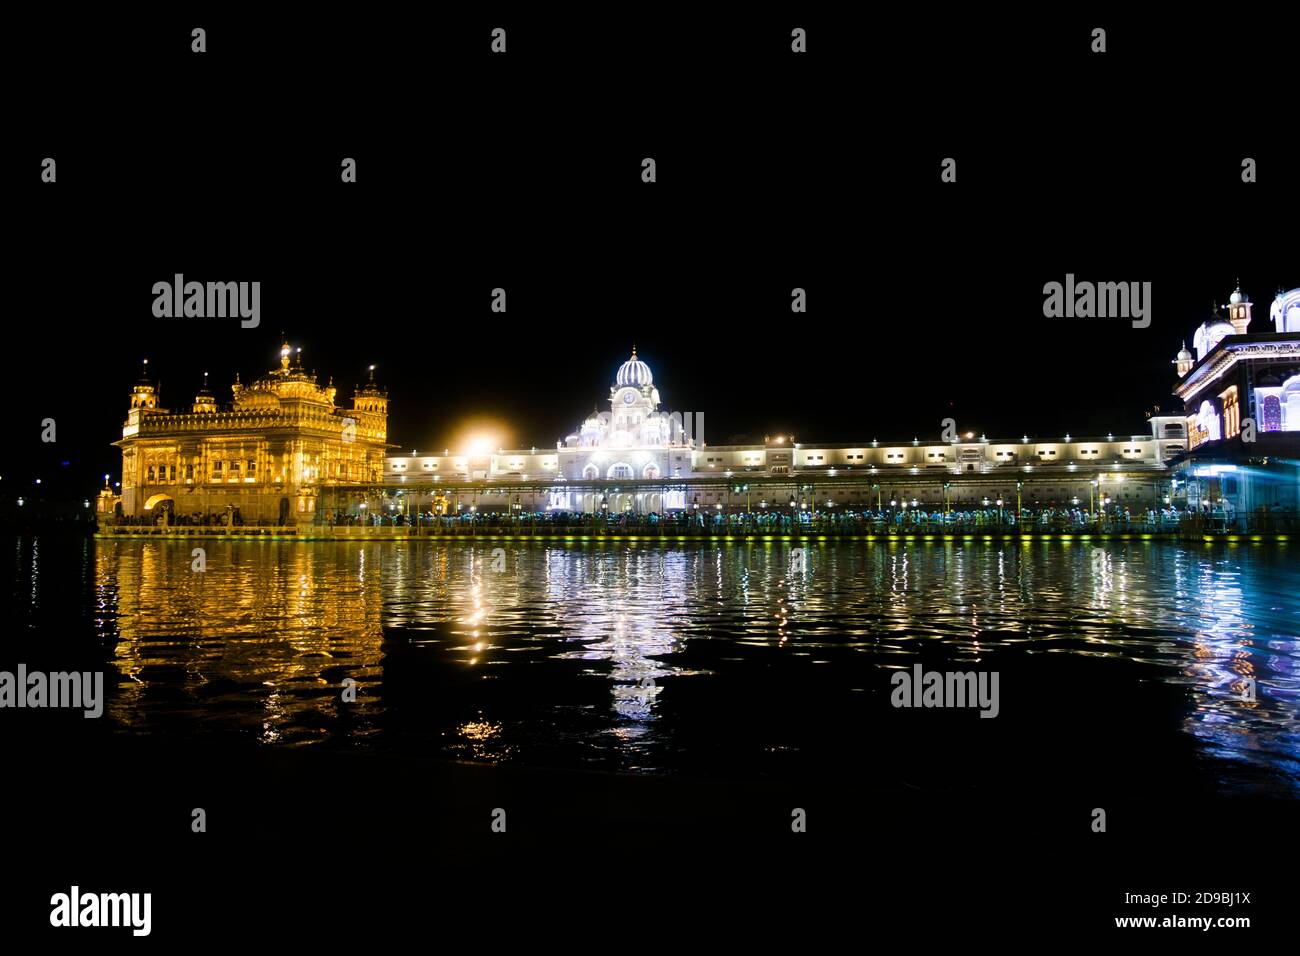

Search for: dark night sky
xmin=6 ymin=8 xmax=1297 ymax=498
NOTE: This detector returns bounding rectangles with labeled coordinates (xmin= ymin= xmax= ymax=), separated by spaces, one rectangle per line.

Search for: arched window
xmin=1279 ymin=374 xmax=1300 ymax=431
xmin=1196 ymin=400 xmax=1222 ymax=442
xmin=582 ymin=464 xmax=599 ymax=480
xmin=643 ymin=463 xmax=660 ymax=479
xmin=608 ymin=463 xmax=633 ymax=479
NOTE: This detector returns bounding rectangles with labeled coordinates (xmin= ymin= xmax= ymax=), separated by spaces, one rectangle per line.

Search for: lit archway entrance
xmin=609 ymin=493 xmax=628 ymax=513
xmin=1196 ymin=400 xmax=1222 ymax=443
xmin=143 ymin=493 xmax=175 ymax=525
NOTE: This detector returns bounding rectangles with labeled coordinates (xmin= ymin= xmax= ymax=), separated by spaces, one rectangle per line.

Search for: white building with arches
xmin=1169 ymin=284 xmax=1300 ymax=517
xmin=1173 ymin=285 xmax=1300 ymax=444
xmin=382 ymin=348 xmax=1194 ymax=514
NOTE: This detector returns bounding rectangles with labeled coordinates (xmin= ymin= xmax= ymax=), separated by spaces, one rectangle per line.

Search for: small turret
xmin=1173 ymin=341 xmax=1194 ymax=378
xmin=192 ymin=371 xmax=217 ymax=414
xmin=130 ymin=358 xmax=159 ymax=410
xmin=351 ymin=364 xmax=389 ymax=441
xmin=1226 ymin=280 xmax=1253 ymax=335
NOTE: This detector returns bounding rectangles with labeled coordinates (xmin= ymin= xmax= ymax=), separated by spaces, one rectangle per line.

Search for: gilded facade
xmin=107 ymin=342 xmax=390 ymax=525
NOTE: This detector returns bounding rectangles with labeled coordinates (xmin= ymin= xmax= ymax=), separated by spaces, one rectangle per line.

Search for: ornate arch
xmin=1195 ymin=400 xmax=1222 ymax=442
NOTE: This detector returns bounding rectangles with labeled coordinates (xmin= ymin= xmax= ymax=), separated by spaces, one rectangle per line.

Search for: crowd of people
xmin=113 ymin=509 xmax=252 ymax=527
xmin=324 ymin=504 xmax=1232 ymax=534
xmin=109 ymin=503 xmax=1298 ymax=535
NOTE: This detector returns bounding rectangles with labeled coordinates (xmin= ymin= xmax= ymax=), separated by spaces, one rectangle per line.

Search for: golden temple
xmin=104 ymin=341 xmax=391 ymax=526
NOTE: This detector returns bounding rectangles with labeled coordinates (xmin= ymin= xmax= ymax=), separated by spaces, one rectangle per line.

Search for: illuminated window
xmin=1220 ymin=386 xmax=1240 ymax=439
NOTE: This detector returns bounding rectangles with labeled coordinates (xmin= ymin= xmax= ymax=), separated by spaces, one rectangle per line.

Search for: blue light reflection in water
xmin=10 ymin=537 xmax=1295 ymax=791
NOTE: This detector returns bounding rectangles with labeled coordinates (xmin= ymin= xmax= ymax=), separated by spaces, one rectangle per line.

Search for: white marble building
xmin=381 ymin=348 xmax=1189 ymax=514
xmin=1173 ymin=285 xmax=1300 ymax=442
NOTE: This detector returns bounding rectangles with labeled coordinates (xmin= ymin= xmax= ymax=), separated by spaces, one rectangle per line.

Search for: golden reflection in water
xmin=97 ymin=540 xmax=387 ymax=740
xmin=83 ymin=539 xmax=1299 ymax=783
xmin=456 ymin=718 xmax=509 ymax=760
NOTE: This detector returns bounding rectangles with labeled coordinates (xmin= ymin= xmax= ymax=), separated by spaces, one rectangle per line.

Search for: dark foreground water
xmin=5 ymin=536 xmax=1299 ymax=795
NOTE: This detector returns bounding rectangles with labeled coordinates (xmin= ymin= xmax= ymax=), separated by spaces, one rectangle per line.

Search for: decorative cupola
xmin=614 ymin=345 xmax=654 ymax=388
xmin=354 ymin=363 xmax=387 ymax=405
xmin=1173 ymin=342 xmax=1194 ymax=378
xmin=130 ymin=358 xmax=159 ymax=410
xmin=350 ymin=364 xmax=389 ymax=441
xmin=1226 ymin=279 xmax=1253 ymax=335
xmin=1192 ymin=303 xmax=1236 ymax=360
xmin=192 ymin=371 xmax=218 ymax=413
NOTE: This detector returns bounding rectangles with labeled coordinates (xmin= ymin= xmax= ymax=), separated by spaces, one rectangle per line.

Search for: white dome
xmin=615 ymin=349 xmax=653 ymax=387
xmin=1192 ymin=319 xmax=1235 ymax=360
xmin=1271 ymin=288 xmax=1300 ymax=333
xmin=1229 ymin=287 xmax=1246 ymax=305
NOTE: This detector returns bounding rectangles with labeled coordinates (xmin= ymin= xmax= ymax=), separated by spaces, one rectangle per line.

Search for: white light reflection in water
xmin=550 ymin=550 xmax=687 ymax=729
xmin=58 ymin=539 xmax=1300 ymax=787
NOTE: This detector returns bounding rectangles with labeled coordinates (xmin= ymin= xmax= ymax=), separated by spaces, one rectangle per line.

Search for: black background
xmin=4 ymin=5 xmax=1296 ymax=942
